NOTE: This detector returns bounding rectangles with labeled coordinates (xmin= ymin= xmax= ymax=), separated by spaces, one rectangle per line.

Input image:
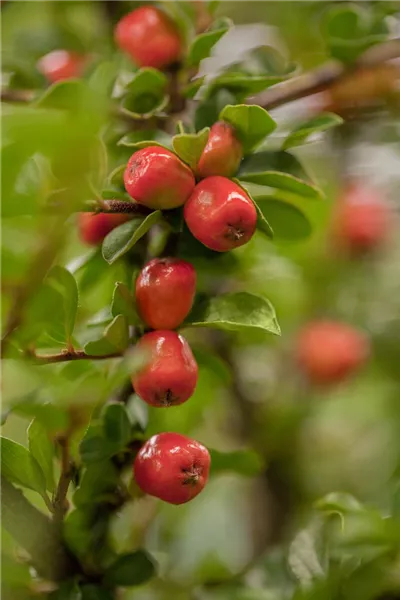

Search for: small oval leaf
xmin=102 ymin=211 xmax=162 ymax=264
xmin=219 ymin=104 xmax=276 ymax=152
xmin=104 ymin=550 xmax=156 ymax=587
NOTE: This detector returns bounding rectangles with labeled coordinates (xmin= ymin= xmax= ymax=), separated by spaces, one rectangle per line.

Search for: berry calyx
xmin=134 ymin=432 xmax=210 ymax=504
xmin=184 ymin=176 xmax=257 ymax=252
xmin=296 ymin=320 xmax=369 ymax=385
xmin=78 ymin=213 xmax=130 ymax=246
xmin=197 ymin=121 xmax=243 ymax=179
xmin=124 ymin=147 xmax=196 ymax=210
xmin=115 ymin=6 xmax=182 ymax=70
xmin=136 ymin=258 xmax=196 ymax=330
xmin=37 ymin=50 xmax=87 ymax=83
xmin=332 ymin=182 xmax=391 ymax=254
xmin=132 ymin=331 xmax=198 ymax=407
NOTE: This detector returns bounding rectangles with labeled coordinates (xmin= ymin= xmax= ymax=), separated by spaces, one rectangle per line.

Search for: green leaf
xmin=102 ymin=403 xmax=131 ymax=447
xmin=47 ymin=266 xmax=79 ymax=342
xmin=104 ymin=550 xmax=156 ymax=587
xmin=35 ymin=79 xmax=100 ymax=117
xmin=187 ymin=26 xmax=230 ymax=66
xmin=89 ymin=60 xmax=117 ymax=98
xmin=219 ymin=104 xmax=276 ymax=152
xmin=81 ymin=585 xmax=114 ymax=600
xmin=111 ymin=282 xmax=140 ymax=325
xmin=233 ymin=178 xmax=273 ymax=239
xmin=84 ymin=315 xmax=129 ymax=356
xmin=172 ymin=128 xmax=210 ymax=171
xmin=283 ymin=113 xmax=344 ymax=150
xmin=117 ymin=130 xmax=172 ymax=150
xmin=28 ymin=419 xmax=55 ymax=493
xmin=210 ymin=448 xmax=264 ymax=476
xmin=211 ymin=73 xmax=291 ymax=99
xmin=102 ymin=212 xmax=162 ymax=265
xmin=79 ymin=425 xmax=118 ymax=464
xmin=248 ymin=195 xmax=312 ymax=241
xmin=121 ymin=68 xmax=168 ymax=118
xmin=1 ymin=436 xmax=47 ymax=497
xmin=315 ymin=492 xmax=363 ymax=515
xmin=107 ymin=164 xmax=125 ymax=187
xmin=49 ymin=580 xmax=82 ymax=600
xmin=238 ymin=172 xmax=322 ymax=200
xmin=186 ymin=292 xmax=280 ymax=335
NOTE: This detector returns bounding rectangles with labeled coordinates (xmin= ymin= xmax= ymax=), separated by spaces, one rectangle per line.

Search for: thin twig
xmin=26 ymin=348 xmax=123 ymax=365
xmin=248 ymin=37 xmax=400 ymax=110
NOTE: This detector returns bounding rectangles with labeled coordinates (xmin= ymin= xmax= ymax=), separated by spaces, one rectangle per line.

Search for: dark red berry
xmin=132 ymin=331 xmax=198 ymax=407
xmin=115 ymin=6 xmax=181 ymax=70
xmin=296 ymin=320 xmax=369 ymax=385
xmin=134 ymin=432 xmax=210 ymax=504
xmin=124 ymin=147 xmax=195 ymax=210
xmin=78 ymin=213 xmax=130 ymax=246
xmin=136 ymin=258 xmax=196 ymax=330
xmin=184 ymin=176 xmax=257 ymax=252
xmin=197 ymin=121 xmax=243 ymax=179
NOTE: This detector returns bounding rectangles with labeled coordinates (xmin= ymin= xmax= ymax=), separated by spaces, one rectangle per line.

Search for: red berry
xmin=184 ymin=176 xmax=257 ymax=252
xmin=197 ymin=122 xmax=243 ymax=179
xmin=78 ymin=213 xmax=130 ymax=246
xmin=132 ymin=331 xmax=198 ymax=407
xmin=134 ymin=432 xmax=210 ymax=504
xmin=115 ymin=6 xmax=181 ymax=70
xmin=37 ymin=50 xmax=86 ymax=83
xmin=136 ymin=258 xmax=196 ymax=330
xmin=332 ymin=182 xmax=391 ymax=254
xmin=296 ymin=320 xmax=369 ymax=385
xmin=124 ymin=147 xmax=195 ymax=210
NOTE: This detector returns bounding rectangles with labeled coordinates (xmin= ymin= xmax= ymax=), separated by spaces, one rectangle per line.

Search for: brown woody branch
xmin=248 ymin=37 xmax=400 ymax=110
xmin=27 ymin=348 xmax=122 ymax=365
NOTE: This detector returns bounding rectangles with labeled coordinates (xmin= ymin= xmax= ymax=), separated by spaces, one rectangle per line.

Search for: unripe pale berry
xmin=37 ymin=50 xmax=87 ymax=83
xmin=134 ymin=432 xmax=210 ymax=504
xmin=124 ymin=147 xmax=196 ymax=210
xmin=184 ymin=176 xmax=257 ymax=252
xmin=78 ymin=213 xmax=130 ymax=246
xmin=132 ymin=331 xmax=198 ymax=407
xmin=115 ymin=6 xmax=181 ymax=70
xmin=296 ymin=320 xmax=369 ymax=385
xmin=136 ymin=258 xmax=196 ymax=330
xmin=197 ymin=121 xmax=243 ymax=179
xmin=332 ymin=182 xmax=391 ymax=254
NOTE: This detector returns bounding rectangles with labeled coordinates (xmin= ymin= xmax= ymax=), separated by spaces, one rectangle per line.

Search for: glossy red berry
xmin=332 ymin=182 xmax=391 ymax=254
xmin=78 ymin=213 xmax=130 ymax=246
xmin=134 ymin=432 xmax=210 ymax=504
xmin=296 ymin=320 xmax=369 ymax=385
xmin=184 ymin=176 xmax=257 ymax=252
xmin=197 ymin=121 xmax=243 ymax=179
xmin=132 ymin=331 xmax=198 ymax=407
xmin=115 ymin=6 xmax=181 ymax=70
xmin=136 ymin=258 xmax=196 ymax=330
xmin=37 ymin=50 xmax=87 ymax=83
xmin=124 ymin=147 xmax=195 ymax=210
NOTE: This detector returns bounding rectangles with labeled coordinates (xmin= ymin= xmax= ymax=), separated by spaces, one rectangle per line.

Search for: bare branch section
xmin=1 ymin=476 xmax=78 ymax=580
xmin=28 ymin=349 xmax=122 ymax=365
xmin=83 ymin=199 xmax=151 ymax=216
xmin=248 ymin=37 xmax=400 ymax=110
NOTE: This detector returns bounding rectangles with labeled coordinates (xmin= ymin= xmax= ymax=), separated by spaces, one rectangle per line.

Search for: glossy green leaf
xmin=89 ymin=60 xmax=117 ymax=98
xmin=283 ymin=113 xmax=343 ymax=150
xmin=47 ymin=266 xmax=79 ymax=342
xmin=238 ymin=172 xmax=322 ymax=200
xmin=117 ymin=130 xmax=172 ymax=150
xmin=102 ymin=212 xmax=162 ymax=264
xmin=1 ymin=436 xmax=47 ymax=497
xmin=78 ymin=425 xmax=120 ymax=464
xmin=84 ymin=315 xmax=129 ymax=356
xmin=254 ymin=197 xmax=312 ymax=241
xmin=111 ymin=282 xmax=140 ymax=325
xmin=210 ymin=448 xmax=264 ymax=476
xmin=172 ymin=127 xmax=210 ymax=171
xmin=27 ymin=418 xmax=55 ymax=493
xmin=104 ymin=550 xmax=156 ymax=587
xmin=219 ymin=104 xmax=276 ymax=152
xmin=186 ymin=292 xmax=280 ymax=335
xmin=121 ymin=68 xmax=168 ymax=118
xmin=107 ymin=164 xmax=125 ymax=187
xmin=187 ymin=26 xmax=230 ymax=66
xmin=102 ymin=403 xmax=131 ymax=446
